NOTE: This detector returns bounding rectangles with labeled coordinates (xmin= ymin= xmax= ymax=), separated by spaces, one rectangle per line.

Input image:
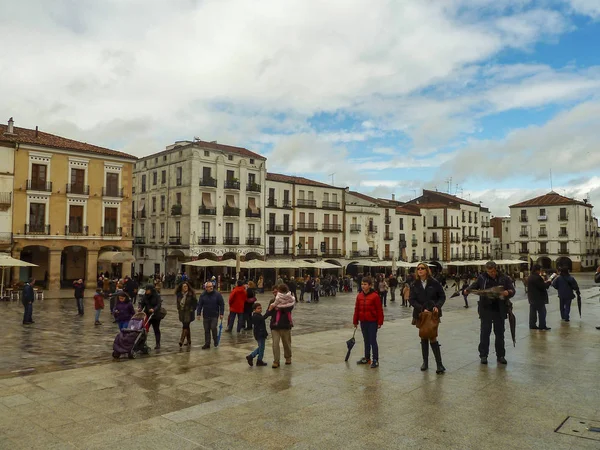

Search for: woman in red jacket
xmin=227 ymin=280 xmax=247 ymax=333
xmin=353 ymin=277 xmax=384 ymax=368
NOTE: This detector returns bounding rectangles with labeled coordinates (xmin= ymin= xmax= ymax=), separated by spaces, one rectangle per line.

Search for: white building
xmin=344 ymin=191 xmax=382 ymax=260
xmin=0 ymin=119 xmax=15 ymax=253
xmin=507 ymin=191 xmax=599 ymax=271
xmin=132 ymin=140 xmax=266 ymax=276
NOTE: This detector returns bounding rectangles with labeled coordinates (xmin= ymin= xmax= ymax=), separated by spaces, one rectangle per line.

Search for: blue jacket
xmin=197 ymin=289 xmax=225 ymax=318
xmin=22 ymin=283 xmax=35 ymax=304
xmin=552 ymin=275 xmax=580 ymax=300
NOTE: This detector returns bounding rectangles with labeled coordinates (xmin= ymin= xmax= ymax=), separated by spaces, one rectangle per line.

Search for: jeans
xmin=380 ymin=291 xmax=387 ymax=306
xmin=95 ymin=309 xmax=102 ymax=322
xmin=559 ymin=296 xmax=572 ymax=320
xmin=227 ymin=312 xmax=244 ymax=332
xmin=23 ymin=302 xmax=33 ymax=323
xmin=250 ymin=338 xmax=266 ymax=360
xmin=529 ymin=303 xmax=547 ymax=328
xmin=360 ymin=321 xmax=379 ymax=361
xmin=272 ymin=329 xmax=292 ymax=363
xmin=203 ymin=317 xmax=218 ymax=345
xmin=118 ymin=321 xmax=129 ymax=330
xmin=76 ymin=297 xmax=84 ymax=315
xmin=479 ymin=308 xmax=505 ymax=358
xmin=390 ymin=287 xmax=396 ymax=302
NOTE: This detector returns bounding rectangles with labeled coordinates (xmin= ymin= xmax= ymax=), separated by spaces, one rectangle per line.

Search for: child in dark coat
xmin=94 ymin=288 xmax=105 ymax=325
xmin=113 ymin=290 xmax=135 ymax=330
xmin=246 ymin=303 xmax=268 ymax=367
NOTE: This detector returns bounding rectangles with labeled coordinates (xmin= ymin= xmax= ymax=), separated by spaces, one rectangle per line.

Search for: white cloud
xmin=566 ymin=0 xmax=600 ymax=18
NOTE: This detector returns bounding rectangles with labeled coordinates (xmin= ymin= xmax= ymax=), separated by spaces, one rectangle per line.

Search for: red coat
xmin=229 ymin=286 xmax=247 ymax=313
xmin=353 ymin=289 xmax=384 ymax=326
xmin=94 ymin=293 xmax=105 ymax=310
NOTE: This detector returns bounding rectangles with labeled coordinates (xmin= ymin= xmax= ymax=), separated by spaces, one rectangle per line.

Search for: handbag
xmin=155 ymin=306 xmax=167 ymax=320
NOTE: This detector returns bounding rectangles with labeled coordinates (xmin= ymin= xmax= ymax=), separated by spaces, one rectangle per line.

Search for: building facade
xmin=132 ymin=140 xmax=266 ymax=276
xmin=0 ymin=120 xmax=15 ymax=253
xmin=1 ymin=119 xmax=136 ymax=289
xmin=507 ymin=191 xmax=599 ymax=271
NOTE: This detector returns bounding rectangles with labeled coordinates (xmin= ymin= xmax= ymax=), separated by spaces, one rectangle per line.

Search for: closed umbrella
xmin=345 ymin=328 xmax=357 ymax=362
xmin=216 ymin=317 xmax=224 ymax=346
xmin=508 ymin=301 xmax=517 ymax=347
xmin=577 ymin=293 xmax=582 ymax=318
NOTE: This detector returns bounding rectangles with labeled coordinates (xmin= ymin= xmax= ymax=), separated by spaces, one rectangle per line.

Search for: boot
xmin=430 ymin=341 xmax=446 ymax=374
xmin=420 ymin=340 xmax=429 ymax=371
xmin=179 ymin=330 xmax=185 ymax=348
xmin=154 ymin=333 xmax=161 ymax=350
xmin=185 ymin=329 xmax=191 ymax=346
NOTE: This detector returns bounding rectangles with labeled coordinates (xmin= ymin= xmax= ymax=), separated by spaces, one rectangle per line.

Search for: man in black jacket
xmin=527 ymin=264 xmax=551 ymax=330
xmin=73 ymin=279 xmax=85 ymax=315
xmin=389 ymin=274 xmax=398 ymax=302
xmin=464 ymin=261 xmax=515 ymax=365
xmin=197 ymin=282 xmax=225 ymax=349
xmin=22 ymin=278 xmax=35 ymax=324
xmin=123 ymin=276 xmax=138 ymax=305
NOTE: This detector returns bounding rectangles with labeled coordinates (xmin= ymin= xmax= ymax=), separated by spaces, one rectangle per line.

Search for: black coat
xmin=467 ymin=273 xmax=515 ymax=317
xmin=252 ymin=312 xmax=268 ymax=339
xmin=139 ymin=286 xmax=162 ymax=316
xmin=265 ymin=300 xmax=294 ymax=330
xmin=527 ymin=272 xmax=549 ymax=305
xmin=409 ymin=278 xmax=446 ymax=320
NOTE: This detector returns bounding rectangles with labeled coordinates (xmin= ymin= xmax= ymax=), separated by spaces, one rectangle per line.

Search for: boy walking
xmin=246 ymin=303 xmax=268 ymax=367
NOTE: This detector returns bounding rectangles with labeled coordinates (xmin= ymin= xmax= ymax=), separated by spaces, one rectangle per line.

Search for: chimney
xmin=35 ymin=126 xmax=38 ymax=138
xmin=7 ymin=117 xmax=14 ymax=134
xmin=391 ymin=193 xmax=395 ymax=201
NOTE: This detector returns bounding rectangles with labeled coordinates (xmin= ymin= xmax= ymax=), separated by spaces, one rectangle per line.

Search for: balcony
xmin=282 ymin=200 xmax=292 ymax=209
xmin=519 ymin=249 xmax=529 ymax=255
xmin=267 ymin=224 xmax=293 ymax=234
xmin=519 ymin=232 xmax=529 ymax=237
xmin=171 ymin=204 xmax=182 ymax=216
xmin=519 ymin=216 xmax=528 ymax=222
xmin=411 ymin=256 xmax=420 ymax=262
xmin=411 ymin=225 xmax=417 ymax=231
xmin=481 ymin=253 xmax=492 ymax=259
xmin=537 ymin=247 xmax=548 ymax=255
xmin=199 ymin=178 xmax=217 ymax=188
xmin=558 ymin=248 xmax=569 ymax=255
xmin=223 ymin=206 xmax=240 ymax=216
xmin=27 ymin=180 xmax=52 ymax=192
xmin=298 ymin=249 xmax=318 ymax=256
xmin=267 ymin=198 xmax=277 ymax=207
xmin=382 ymin=252 xmax=395 ymax=261
xmin=322 ymin=249 xmax=342 ymax=257
xmin=538 ymin=230 xmax=548 ymax=237
xmin=198 ymin=206 xmax=217 ymax=215
xmin=65 ymin=225 xmax=89 ymax=236
xmin=134 ymin=236 xmax=145 ymax=244
xmin=384 ymin=216 xmax=392 ymax=224
xmin=137 ymin=209 xmax=147 ymax=219
xmin=224 ymin=180 xmax=240 ymax=190
xmin=102 ymin=187 xmax=124 ymax=198
xmin=381 ymin=232 xmax=393 ymax=241
xmin=481 ymin=221 xmax=490 ymax=227
xmin=247 ymin=182 xmax=261 ymax=192
xmin=429 ymin=237 xmax=440 ymax=244
xmin=482 ymin=237 xmax=491 ymax=243
xmin=322 ymin=201 xmax=341 ymax=210
xmin=350 ymin=224 xmax=361 ymax=233
xmin=558 ymin=214 xmax=569 ymax=221
xmin=322 ymin=223 xmax=342 ymax=232
xmin=296 ymin=199 xmax=317 ymax=208
xmin=0 ymin=192 xmax=10 ymax=207
xmin=399 ymin=240 xmax=407 ymax=249
xmin=198 ymin=236 xmax=216 ymax=245
xmin=223 ymin=237 xmax=240 ymax=245
xmin=246 ymin=208 xmax=261 ymax=218
xmin=101 ymin=226 xmax=122 ymax=237
xmin=25 ymin=224 xmax=50 ymax=235
xmin=351 ymin=250 xmax=375 ymax=258
xmin=468 ymin=235 xmax=480 ymax=241
xmin=66 ymin=184 xmax=89 ymax=195
xmin=297 ymin=222 xmax=318 ymax=231
xmin=538 ymin=215 xmax=547 ymax=221
xmin=558 ymin=231 xmax=568 ymax=238
xmin=246 ymin=237 xmax=261 ymax=245
xmin=169 ymin=236 xmax=182 ymax=246
xmin=267 ymin=248 xmax=291 ymax=256
xmin=367 ymin=225 xmax=378 ymax=234
xmin=411 ymin=239 xmax=418 ymax=247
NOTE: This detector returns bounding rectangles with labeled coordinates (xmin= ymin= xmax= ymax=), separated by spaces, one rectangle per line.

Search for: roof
xmin=395 ymin=204 xmax=421 ymax=216
xmin=417 ymin=202 xmax=460 ymax=210
xmin=509 ymin=191 xmax=592 ymax=208
xmin=145 ymin=139 xmax=266 ymax=161
xmin=410 ymin=189 xmax=481 ymax=208
xmin=346 ymin=190 xmax=379 ymax=205
xmin=266 ymin=172 xmax=340 ymax=189
xmin=0 ymin=123 xmax=137 ymax=160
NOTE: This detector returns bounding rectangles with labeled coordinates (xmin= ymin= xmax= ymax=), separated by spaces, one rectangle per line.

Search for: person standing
xmin=388 ymin=274 xmax=398 ymax=303
xmin=266 ymin=292 xmax=294 ymax=368
xmin=139 ymin=284 xmax=163 ymax=349
xmin=22 ymin=278 xmax=35 ymax=325
xmin=288 ymin=277 xmax=297 ymax=302
xmin=243 ymin=281 xmax=257 ymax=331
xmin=410 ymin=264 xmax=446 ymax=373
xmin=73 ymin=278 xmax=85 ymax=316
xmin=176 ymin=281 xmax=198 ymax=347
xmin=227 ymin=280 xmax=247 ymax=333
xmin=123 ymin=276 xmax=138 ymax=305
xmin=551 ymin=266 xmax=580 ymax=322
xmin=378 ymin=276 xmax=388 ymax=307
xmin=464 ymin=261 xmax=515 ymax=365
xmin=353 ymin=277 xmax=384 ymax=368
xmin=197 ymin=282 xmax=225 ymax=349
xmin=93 ymin=288 xmax=105 ymax=325
xmin=257 ymin=275 xmax=264 ymax=294
xmin=527 ymin=264 xmax=551 ymax=330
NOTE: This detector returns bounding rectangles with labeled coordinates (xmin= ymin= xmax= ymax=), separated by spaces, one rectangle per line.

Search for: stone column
xmin=86 ymin=249 xmax=99 ymax=290
xmin=48 ymin=249 xmax=62 ymax=291
xmin=122 ymin=258 xmax=132 ymax=278
xmin=11 ymin=248 xmax=22 ymax=285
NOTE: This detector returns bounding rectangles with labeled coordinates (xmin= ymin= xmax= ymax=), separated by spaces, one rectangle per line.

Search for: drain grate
xmin=555 ymin=416 xmax=600 ymax=441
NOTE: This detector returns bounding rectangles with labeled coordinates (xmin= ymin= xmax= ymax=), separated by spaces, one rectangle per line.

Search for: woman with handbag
xmin=409 ymin=263 xmax=446 ymax=374
xmin=176 ymin=281 xmax=197 ymax=347
xmin=139 ymin=284 xmax=164 ymax=350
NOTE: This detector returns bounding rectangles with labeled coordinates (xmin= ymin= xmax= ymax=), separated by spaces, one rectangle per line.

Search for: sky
xmin=2 ymin=0 xmax=600 ymax=217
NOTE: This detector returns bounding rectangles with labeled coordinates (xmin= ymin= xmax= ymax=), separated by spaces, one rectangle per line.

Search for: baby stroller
xmin=112 ymin=312 xmax=152 ymax=360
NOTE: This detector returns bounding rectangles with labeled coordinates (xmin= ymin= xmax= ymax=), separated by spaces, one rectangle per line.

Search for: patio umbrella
xmin=216 ymin=317 xmax=224 ymax=346
xmin=0 ymin=254 xmax=37 ymax=298
xmin=344 ymin=328 xmax=357 ymax=362
xmin=577 ymin=293 xmax=582 ymax=318
xmin=507 ymin=300 xmax=516 ymax=347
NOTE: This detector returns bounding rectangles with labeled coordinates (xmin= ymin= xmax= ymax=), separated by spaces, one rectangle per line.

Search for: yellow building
xmin=0 ymin=119 xmax=137 ymax=290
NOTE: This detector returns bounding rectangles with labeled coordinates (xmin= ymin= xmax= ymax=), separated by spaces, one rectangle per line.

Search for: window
xmin=152 ymin=197 xmax=156 ymax=213
xmin=228 ymin=155 xmax=233 ymax=161
xmin=141 ymin=175 xmax=146 ymax=192
xmin=176 ymin=192 xmax=181 ymax=205
xmin=324 ymin=193 xmax=329 ymax=202
xmin=226 ymin=170 xmax=234 ymax=181
xmin=154 ymin=158 xmax=158 ymax=164
xmin=31 ymin=164 xmax=47 ymax=190
xmin=104 ymin=207 xmax=118 ymax=234
xmin=283 ymin=190 xmax=290 ymax=203
xmin=160 ymin=223 xmax=165 ymax=238
xmin=248 ymin=223 xmax=255 ymax=238
xmin=160 ymin=195 xmax=165 ymax=212
xmin=179 ymin=151 xmax=183 ymax=157
xmin=308 ymin=191 xmax=314 ymax=200
xmin=332 ymin=193 xmax=338 ymax=203
xmin=248 ymin=173 xmax=256 ymax=185
xmin=140 ymin=223 xmax=145 ymax=235
xmin=139 ymin=248 xmax=144 ymax=258
xmin=163 ymin=155 xmax=167 ymax=161
xmin=69 ymin=205 xmax=84 ymax=233
xmin=105 ymin=173 xmax=119 ymax=196
xmin=151 ymin=223 xmax=156 ymax=238
xmin=176 ymin=167 xmax=182 ymax=186
xmin=70 ymin=168 xmax=85 ymax=193
xmin=298 ymin=190 xmax=305 ymax=200
xmin=225 ymin=222 xmax=233 ymax=238
xmin=29 ymin=203 xmax=45 ymax=232
xmin=204 ymin=151 xmax=210 ymax=157
xmin=161 ymin=170 xmax=166 ymax=184
xmin=202 ymin=222 xmax=210 ymax=237
xmin=153 ymin=171 xmax=157 ymax=185
xmin=250 ymin=158 xmax=255 ymax=164
xmin=175 ymin=221 xmax=180 ymax=236
xmin=433 ymin=216 xmax=437 ymax=227
xmin=412 ymin=218 xmax=416 ymax=230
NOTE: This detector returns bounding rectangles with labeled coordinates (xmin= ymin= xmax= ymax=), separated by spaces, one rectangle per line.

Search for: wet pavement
xmin=1 ymin=274 xmax=599 ymax=449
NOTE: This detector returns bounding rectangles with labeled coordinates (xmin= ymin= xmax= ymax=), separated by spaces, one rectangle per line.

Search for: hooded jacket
xmin=113 ymin=295 xmax=135 ymax=323
xmin=139 ymin=284 xmax=162 ymax=316
xmin=353 ymin=288 xmax=384 ymax=326
xmin=272 ymin=291 xmax=296 ymax=309
xmin=228 ymin=285 xmax=247 ymax=314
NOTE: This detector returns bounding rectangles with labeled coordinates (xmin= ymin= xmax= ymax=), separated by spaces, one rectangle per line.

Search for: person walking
xmin=410 ymin=264 xmax=446 ymax=373
xmin=123 ymin=276 xmax=138 ymax=305
xmin=551 ymin=266 xmax=580 ymax=322
xmin=73 ymin=278 xmax=85 ymax=316
xmin=527 ymin=264 xmax=551 ymax=330
xmin=353 ymin=277 xmax=384 ymax=368
xmin=378 ymin=276 xmax=388 ymax=307
xmin=243 ymin=281 xmax=257 ymax=331
xmin=139 ymin=284 xmax=163 ymax=350
xmin=246 ymin=302 xmax=269 ymax=367
xmin=196 ymin=282 xmax=225 ymax=349
xmin=288 ymin=277 xmax=297 ymax=302
xmin=464 ymin=261 xmax=515 ymax=365
xmin=389 ymin=274 xmax=398 ymax=302
xmin=176 ymin=281 xmax=198 ymax=347
xmin=227 ymin=280 xmax=247 ymax=333
xmin=93 ymin=288 xmax=105 ymax=325
xmin=257 ymin=275 xmax=264 ymax=294
xmin=22 ymin=278 xmax=35 ymax=325
xmin=266 ymin=291 xmax=294 ymax=368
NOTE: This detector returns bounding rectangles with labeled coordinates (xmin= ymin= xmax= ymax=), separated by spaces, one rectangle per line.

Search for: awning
xmin=248 ymin=197 xmax=258 ymax=213
xmin=226 ymin=195 xmax=236 ymax=207
xmin=202 ymin=193 xmax=214 ymax=208
xmin=137 ymin=198 xmax=146 ymax=211
xmin=0 ymin=254 xmax=37 ymax=268
xmin=98 ymin=251 xmax=136 ymax=263
xmin=183 ymin=259 xmax=236 ymax=268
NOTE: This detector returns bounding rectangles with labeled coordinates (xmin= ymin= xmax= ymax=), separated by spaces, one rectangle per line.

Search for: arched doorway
xmin=19 ymin=246 xmax=49 ymax=286
xmin=61 ymin=246 xmax=87 ymax=287
xmin=556 ymin=257 xmax=572 ymax=271
xmin=537 ymin=257 xmax=552 ymax=270
xmin=244 ymin=252 xmax=262 ymax=261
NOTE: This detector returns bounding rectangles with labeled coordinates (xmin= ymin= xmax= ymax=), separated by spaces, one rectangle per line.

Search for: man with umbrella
xmin=463 ymin=261 xmax=515 ymax=365
xmin=551 ymin=266 xmax=581 ymax=322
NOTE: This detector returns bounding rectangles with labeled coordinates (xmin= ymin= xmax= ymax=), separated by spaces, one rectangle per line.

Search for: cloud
xmin=566 ymin=0 xmax=600 ymax=18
